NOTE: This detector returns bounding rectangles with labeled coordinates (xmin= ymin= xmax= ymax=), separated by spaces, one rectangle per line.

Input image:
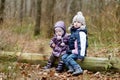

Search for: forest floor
xmin=0 ymin=62 xmax=120 ymax=80
xmin=0 ymin=28 xmax=120 ymax=80
xmin=0 ymin=37 xmax=120 ymax=80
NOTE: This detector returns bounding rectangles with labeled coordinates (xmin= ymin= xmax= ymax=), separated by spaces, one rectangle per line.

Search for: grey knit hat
xmin=72 ymin=11 xmax=86 ymax=26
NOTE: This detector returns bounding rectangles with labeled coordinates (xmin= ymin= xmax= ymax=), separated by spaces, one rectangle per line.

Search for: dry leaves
xmin=0 ymin=62 xmax=120 ymax=80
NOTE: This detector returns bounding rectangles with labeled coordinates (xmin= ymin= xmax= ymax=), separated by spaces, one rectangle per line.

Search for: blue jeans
xmin=62 ymin=53 xmax=79 ymax=69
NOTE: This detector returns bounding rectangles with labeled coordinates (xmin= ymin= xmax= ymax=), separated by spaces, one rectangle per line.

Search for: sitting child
xmin=44 ymin=21 xmax=69 ymax=72
xmin=62 ymin=11 xmax=88 ymax=76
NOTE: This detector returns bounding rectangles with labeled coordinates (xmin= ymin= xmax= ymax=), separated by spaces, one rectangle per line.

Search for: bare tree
xmin=69 ymin=0 xmax=82 ymax=22
xmin=29 ymin=0 xmax=36 ymax=18
xmin=13 ymin=0 xmax=17 ymax=17
xmin=0 ymin=0 xmax=5 ymax=24
xmin=116 ymin=0 xmax=120 ymax=22
xmin=46 ymin=0 xmax=56 ymax=38
xmin=19 ymin=0 xmax=24 ymax=26
xmin=98 ymin=0 xmax=104 ymax=13
xmin=24 ymin=0 xmax=27 ymax=17
xmin=79 ymin=0 xmax=82 ymax=11
xmin=34 ymin=0 xmax=42 ymax=36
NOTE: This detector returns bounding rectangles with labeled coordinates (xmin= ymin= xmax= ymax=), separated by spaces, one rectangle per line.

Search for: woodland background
xmin=0 ymin=0 xmax=120 ymax=57
xmin=0 ymin=0 xmax=120 ymax=79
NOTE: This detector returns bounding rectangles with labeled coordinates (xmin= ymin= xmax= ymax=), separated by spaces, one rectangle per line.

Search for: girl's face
xmin=55 ymin=27 xmax=64 ymax=36
xmin=73 ymin=21 xmax=82 ymax=28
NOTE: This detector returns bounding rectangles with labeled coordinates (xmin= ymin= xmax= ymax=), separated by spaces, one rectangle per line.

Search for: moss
xmin=0 ymin=55 xmax=17 ymax=62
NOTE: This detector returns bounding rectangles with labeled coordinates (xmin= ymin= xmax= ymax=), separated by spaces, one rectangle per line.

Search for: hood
xmin=54 ymin=21 xmax=66 ymax=36
xmin=70 ymin=25 xmax=87 ymax=34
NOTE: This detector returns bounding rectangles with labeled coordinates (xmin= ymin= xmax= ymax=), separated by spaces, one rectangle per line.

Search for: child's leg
xmin=61 ymin=54 xmax=69 ymax=67
xmin=67 ymin=64 xmax=74 ymax=73
xmin=56 ymin=60 xmax=64 ymax=72
xmin=66 ymin=54 xmax=83 ymax=75
xmin=62 ymin=54 xmax=74 ymax=73
xmin=44 ymin=54 xmax=56 ymax=69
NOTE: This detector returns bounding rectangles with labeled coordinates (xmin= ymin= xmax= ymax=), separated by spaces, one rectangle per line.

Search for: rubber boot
xmin=72 ymin=65 xmax=83 ymax=76
xmin=43 ymin=61 xmax=52 ymax=69
xmin=67 ymin=65 xmax=74 ymax=73
xmin=56 ymin=61 xmax=64 ymax=72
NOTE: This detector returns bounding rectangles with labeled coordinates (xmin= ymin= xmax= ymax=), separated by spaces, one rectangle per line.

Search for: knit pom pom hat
xmin=72 ymin=11 xmax=86 ymax=26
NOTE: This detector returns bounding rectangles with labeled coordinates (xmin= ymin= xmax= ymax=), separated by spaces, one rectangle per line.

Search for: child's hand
xmin=60 ymin=42 xmax=65 ymax=46
xmin=57 ymin=36 xmax=62 ymax=40
xmin=78 ymin=59 xmax=83 ymax=62
xmin=51 ymin=43 xmax=55 ymax=48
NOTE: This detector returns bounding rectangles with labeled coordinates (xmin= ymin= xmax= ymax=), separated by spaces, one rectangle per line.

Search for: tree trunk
xmin=29 ymin=0 xmax=34 ymax=17
xmin=116 ymin=0 xmax=120 ymax=22
xmin=69 ymin=0 xmax=82 ymax=23
xmin=0 ymin=0 xmax=5 ymax=24
xmin=19 ymin=0 xmax=24 ymax=26
xmin=34 ymin=0 xmax=42 ymax=36
xmin=79 ymin=0 xmax=82 ymax=11
xmin=23 ymin=0 xmax=27 ymax=17
xmin=45 ymin=0 xmax=55 ymax=38
xmin=98 ymin=0 xmax=104 ymax=13
xmin=1 ymin=51 xmax=120 ymax=72
xmin=13 ymin=0 xmax=17 ymax=17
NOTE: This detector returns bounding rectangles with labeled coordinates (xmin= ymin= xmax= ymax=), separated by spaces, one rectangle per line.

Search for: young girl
xmin=62 ymin=11 xmax=88 ymax=76
xmin=44 ymin=21 xmax=69 ymax=72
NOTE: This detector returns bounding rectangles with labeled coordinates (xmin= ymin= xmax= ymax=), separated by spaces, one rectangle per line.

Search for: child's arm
xmin=50 ymin=37 xmax=56 ymax=48
xmin=78 ymin=32 xmax=87 ymax=60
xmin=60 ymin=35 xmax=69 ymax=51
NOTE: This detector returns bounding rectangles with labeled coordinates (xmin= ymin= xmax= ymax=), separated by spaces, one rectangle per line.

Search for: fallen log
xmin=109 ymin=57 xmax=120 ymax=72
xmin=77 ymin=57 xmax=112 ymax=72
xmin=0 ymin=51 xmax=120 ymax=72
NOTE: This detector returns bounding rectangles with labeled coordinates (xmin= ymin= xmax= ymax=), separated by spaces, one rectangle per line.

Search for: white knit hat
xmin=72 ymin=11 xmax=86 ymax=26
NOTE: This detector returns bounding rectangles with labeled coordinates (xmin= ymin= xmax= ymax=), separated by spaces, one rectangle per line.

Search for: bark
xmin=109 ymin=57 xmax=120 ymax=72
xmin=34 ymin=0 xmax=42 ymax=36
xmin=98 ymin=0 xmax=104 ymax=13
xmin=79 ymin=0 xmax=82 ymax=11
xmin=0 ymin=51 xmax=120 ymax=72
xmin=13 ymin=0 xmax=17 ymax=17
xmin=23 ymin=0 xmax=27 ymax=17
xmin=69 ymin=0 xmax=82 ymax=23
xmin=19 ymin=0 xmax=24 ymax=26
xmin=29 ymin=0 xmax=35 ymax=17
xmin=0 ymin=0 xmax=5 ymax=24
xmin=116 ymin=0 xmax=120 ymax=22
xmin=45 ymin=0 xmax=55 ymax=38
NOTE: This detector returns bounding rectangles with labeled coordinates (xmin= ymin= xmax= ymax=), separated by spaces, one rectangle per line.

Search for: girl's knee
xmin=61 ymin=54 xmax=68 ymax=62
xmin=66 ymin=57 xmax=72 ymax=62
xmin=61 ymin=56 xmax=66 ymax=61
xmin=62 ymin=54 xmax=67 ymax=58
